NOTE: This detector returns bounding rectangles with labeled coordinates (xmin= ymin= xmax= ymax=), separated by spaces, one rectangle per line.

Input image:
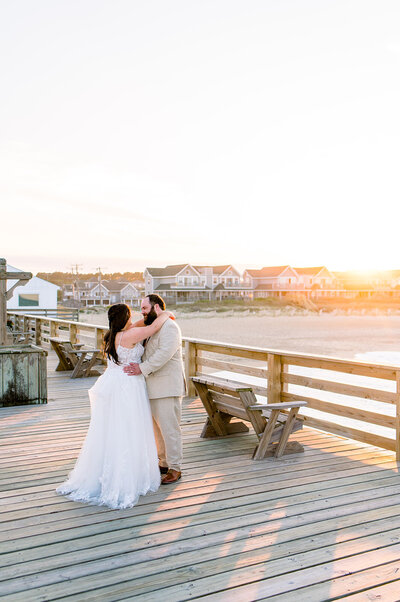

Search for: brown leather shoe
xmin=161 ymin=469 xmax=181 ymax=484
xmin=159 ymin=465 xmax=169 ymax=474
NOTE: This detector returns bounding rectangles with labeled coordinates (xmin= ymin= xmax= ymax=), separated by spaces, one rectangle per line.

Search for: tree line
xmin=37 ymin=272 xmax=144 ymax=286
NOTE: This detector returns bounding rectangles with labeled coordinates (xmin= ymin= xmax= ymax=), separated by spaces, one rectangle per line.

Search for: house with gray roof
xmin=144 ymin=264 xmax=250 ymax=302
xmin=73 ymin=280 xmax=140 ymax=307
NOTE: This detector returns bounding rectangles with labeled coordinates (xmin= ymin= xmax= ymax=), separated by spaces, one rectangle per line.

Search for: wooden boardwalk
xmin=1 ymin=353 xmax=400 ymax=601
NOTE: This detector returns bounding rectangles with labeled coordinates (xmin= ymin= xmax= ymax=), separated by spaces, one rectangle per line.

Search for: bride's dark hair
xmin=103 ymin=304 xmax=131 ymax=364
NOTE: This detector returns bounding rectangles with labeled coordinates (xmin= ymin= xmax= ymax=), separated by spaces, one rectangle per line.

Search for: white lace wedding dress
xmin=56 ymin=342 xmax=161 ymax=509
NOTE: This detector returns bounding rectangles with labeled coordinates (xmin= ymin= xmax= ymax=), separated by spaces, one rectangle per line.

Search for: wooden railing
xmin=9 ymin=307 xmax=79 ymax=320
xmin=7 ymin=312 xmax=105 ymax=350
xmin=7 ymin=311 xmax=400 ymax=460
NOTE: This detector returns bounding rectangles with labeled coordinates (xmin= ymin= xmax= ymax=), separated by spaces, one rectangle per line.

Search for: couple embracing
xmin=56 ymin=294 xmax=186 ymax=509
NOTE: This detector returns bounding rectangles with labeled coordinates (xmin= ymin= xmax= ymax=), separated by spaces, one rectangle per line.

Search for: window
xmin=19 ymin=294 xmax=39 ymax=307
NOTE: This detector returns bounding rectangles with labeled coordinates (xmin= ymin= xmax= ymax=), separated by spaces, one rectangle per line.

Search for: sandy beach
xmin=80 ymin=310 xmax=400 ymax=361
xmin=78 ymin=309 xmax=400 ymax=439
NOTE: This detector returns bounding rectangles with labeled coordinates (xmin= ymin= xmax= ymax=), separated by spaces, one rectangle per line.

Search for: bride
xmin=56 ymin=303 xmax=172 ymax=509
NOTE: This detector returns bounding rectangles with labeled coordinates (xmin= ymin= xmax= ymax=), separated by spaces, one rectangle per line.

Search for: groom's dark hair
xmin=146 ymin=294 xmax=166 ymax=310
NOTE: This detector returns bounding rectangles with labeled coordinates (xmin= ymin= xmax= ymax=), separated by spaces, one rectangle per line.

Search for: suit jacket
xmin=140 ymin=319 xmax=187 ymax=400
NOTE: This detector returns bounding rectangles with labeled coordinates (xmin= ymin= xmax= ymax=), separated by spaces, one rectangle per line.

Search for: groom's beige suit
xmin=139 ymin=319 xmax=186 ymax=472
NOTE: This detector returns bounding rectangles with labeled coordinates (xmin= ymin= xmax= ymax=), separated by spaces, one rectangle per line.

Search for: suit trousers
xmin=149 ymin=396 xmax=183 ymax=472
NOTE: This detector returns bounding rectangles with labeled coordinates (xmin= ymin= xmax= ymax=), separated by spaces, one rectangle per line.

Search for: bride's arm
xmin=132 ymin=318 xmax=145 ymax=328
xmin=131 ymin=311 xmax=174 ymax=329
xmin=123 ymin=312 xmax=172 ymax=344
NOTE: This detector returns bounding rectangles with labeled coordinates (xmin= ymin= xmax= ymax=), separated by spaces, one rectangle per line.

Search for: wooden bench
xmin=7 ymin=330 xmax=32 ymax=345
xmin=49 ymin=337 xmax=102 ymax=379
xmin=192 ymin=375 xmax=307 ymax=460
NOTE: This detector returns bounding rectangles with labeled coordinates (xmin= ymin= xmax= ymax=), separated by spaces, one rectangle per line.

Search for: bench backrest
xmin=192 ymin=376 xmax=269 ymax=435
xmin=206 ymin=383 xmax=249 ymax=421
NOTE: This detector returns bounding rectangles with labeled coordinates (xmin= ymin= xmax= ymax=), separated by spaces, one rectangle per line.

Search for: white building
xmin=6 ymin=264 xmax=59 ymax=310
xmin=74 ymin=279 xmax=141 ymax=307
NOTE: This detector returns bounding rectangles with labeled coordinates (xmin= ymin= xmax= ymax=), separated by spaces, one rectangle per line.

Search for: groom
xmin=123 ymin=294 xmax=186 ymax=484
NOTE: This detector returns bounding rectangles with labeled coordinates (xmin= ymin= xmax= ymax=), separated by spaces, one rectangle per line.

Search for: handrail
xmin=8 ymin=307 xmax=79 ymax=320
xmin=7 ymin=310 xmax=400 ymax=460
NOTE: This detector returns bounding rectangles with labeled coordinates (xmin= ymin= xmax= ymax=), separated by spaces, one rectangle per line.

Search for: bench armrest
xmin=72 ymin=348 xmax=101 ymax=355
xmin=249 ymin=401 xmax=308 ymax=410
xmin=50 ymin=337 xmax=83 ymax=348
xmin=192 ymin=376 xmax=252 ymax=392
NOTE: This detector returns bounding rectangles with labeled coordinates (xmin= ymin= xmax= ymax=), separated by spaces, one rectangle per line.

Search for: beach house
xmin=73 ymin=280 xmax=140 ymax=307
xmin=294 ymin=266 xmax=337 ymax=291
xmin=144 ymin=264 xmax=249 ymax=302
xmin=242 ymin=265 xmax=300 ymax=297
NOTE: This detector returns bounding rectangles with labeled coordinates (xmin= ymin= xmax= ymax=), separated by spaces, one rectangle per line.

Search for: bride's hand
xmin=166 ymin=310 xmax=176 ymax=320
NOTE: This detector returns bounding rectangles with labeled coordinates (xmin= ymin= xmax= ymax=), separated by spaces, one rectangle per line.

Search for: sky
xmin=1 ymin=1 xmax=400 ymax=275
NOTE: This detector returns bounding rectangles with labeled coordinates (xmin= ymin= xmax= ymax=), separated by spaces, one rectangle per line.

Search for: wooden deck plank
xmin=257 ymin=560 xmax=400 ymax=601
xmin=127 ymin=549 xmax=400 ymax=602
xmin=1 ymin=498 xmax=400 ymax=582
xmin=2 ymin=467 xmax=400 ymax=529
xmin=1 ymin=463 xmax=399 ymax=541
xmin=0 ymin=350 xmax=399 ymax=600
xmin=0 ymin=456 xmax=396 ymax=516
xmin=0 ymin=444 xmax=393 ymax=487
xmin=339 ymin=580 xmax=400 ymax=601
xmin=2 ymin=523 xmax=400 ymax=599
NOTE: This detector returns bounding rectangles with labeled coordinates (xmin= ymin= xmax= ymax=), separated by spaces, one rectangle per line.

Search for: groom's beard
xmin=143 ymin=307 xmax=158 ymax=325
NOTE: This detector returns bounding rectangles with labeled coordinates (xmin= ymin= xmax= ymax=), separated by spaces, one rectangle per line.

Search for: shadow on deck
xmin=0 ymin=352 xmax=400 ymax=601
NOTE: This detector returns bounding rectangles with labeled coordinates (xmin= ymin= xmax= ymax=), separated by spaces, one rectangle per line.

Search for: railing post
xmin=70 ymin=323 xmax=77 ymax=345
xmin=184 ymin=340 xmax=197 ymax=397
xmin=35 ymin=318 xmax=42 ymax=346
xmin=50 ymin=320 xmax=57 ymax=338
xmin=396 ymin=370 xmax=400 ymax=463
xmin=282 ymin=362 xmax=289 ymax=395
xmin=95 ymin=328 xmax=103 ymax=350
xmin=96 ymin=328 xmax=106 ymax=364
xmin=267 ymin=353 xmax=282 ymax=404
xmin=23 ymin=316 xmax=29 ymax=338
